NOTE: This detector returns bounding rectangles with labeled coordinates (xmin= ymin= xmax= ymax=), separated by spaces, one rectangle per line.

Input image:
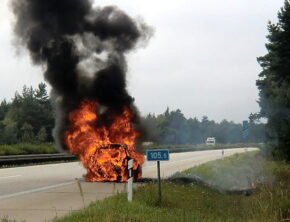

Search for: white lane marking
xmin=0 ymin=181 xmax=76 ymax=200
xmin=0 ymin=175 xmax=22 ymax=180
xmin=143 ymin=152 xmax=223 ymax=168
xmin=142 ymin=148 xmax=258 ymax=169
xmin=142 ymin=155 xmax=217 ymax=169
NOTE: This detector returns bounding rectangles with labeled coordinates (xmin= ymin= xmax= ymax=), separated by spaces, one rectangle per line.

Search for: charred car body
xmin=86 ymin=143 xmax=142 ymax=182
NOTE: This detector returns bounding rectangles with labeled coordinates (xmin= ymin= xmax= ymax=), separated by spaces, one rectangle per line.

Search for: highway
xmin=0 ymin=148 xmax=257 ymax=222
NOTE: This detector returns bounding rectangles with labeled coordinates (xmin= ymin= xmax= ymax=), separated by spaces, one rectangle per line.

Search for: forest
xmin=0 ymin=83 xmax=265 ymax=146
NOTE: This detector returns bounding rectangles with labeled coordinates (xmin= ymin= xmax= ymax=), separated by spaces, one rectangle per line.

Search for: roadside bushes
xmin=0 ymin=143 xmax=57 ymax=155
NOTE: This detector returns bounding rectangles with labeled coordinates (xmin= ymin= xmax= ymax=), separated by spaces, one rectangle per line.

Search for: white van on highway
xmin=206 ymin=137 xmax=216 ymax=146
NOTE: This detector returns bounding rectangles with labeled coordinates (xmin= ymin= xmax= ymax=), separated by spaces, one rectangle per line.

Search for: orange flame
xmin=65 ymin=99 xmax=144 ymax=182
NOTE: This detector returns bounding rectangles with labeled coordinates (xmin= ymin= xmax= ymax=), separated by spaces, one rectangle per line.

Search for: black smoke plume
xmin=11 ymin=0 xmax=152 ymax=150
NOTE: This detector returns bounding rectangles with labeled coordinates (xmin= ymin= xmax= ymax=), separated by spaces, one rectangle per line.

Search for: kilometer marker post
xmin=127 ymin=159 xmax=133 ymax=202
xmin=146 ymin=149 xmax=170 ymax=203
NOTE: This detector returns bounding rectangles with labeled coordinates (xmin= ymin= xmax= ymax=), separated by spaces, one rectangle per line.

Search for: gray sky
xmin=0 ymin=0 xmax=285 ymax=122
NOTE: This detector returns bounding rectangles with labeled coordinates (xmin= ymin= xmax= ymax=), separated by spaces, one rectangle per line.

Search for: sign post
xmin=157 ymin=160 xmax=161 ymax=201
xmin=127 ymin=159 xmax=133 ymax=202
xmin=146 ymin=149 xmax=169 ymax=203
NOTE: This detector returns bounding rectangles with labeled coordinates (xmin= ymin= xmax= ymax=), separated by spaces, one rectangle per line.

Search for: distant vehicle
xmin=206 ymin=137 xmax=216 ymax=146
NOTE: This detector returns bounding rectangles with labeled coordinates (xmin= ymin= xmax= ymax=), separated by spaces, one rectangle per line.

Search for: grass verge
xmin=172 ymin=151 xmax=269 ymax=192
xmin=0 ymin=143 xmax=57 ymax=155
xmin=53 ymin=152 xmax=290 ymax=222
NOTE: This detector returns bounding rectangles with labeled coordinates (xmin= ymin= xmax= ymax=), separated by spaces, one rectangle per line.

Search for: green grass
xmin=53 ymin=152 xmax=290 ymax=222
xmin=0 ymin=143 xmax=57 ymax=155
xmin=173 ymin=151 xmax=268 ymax=191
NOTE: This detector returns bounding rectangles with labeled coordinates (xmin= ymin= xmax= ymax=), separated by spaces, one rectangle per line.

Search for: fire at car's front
xmin=65 ymin=100 xmax=144 ymax=182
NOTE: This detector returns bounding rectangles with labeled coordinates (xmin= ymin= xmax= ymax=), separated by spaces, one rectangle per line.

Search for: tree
xmin=21 ymin=122 xmax=35 ymax=143
xmin=2 ymin=120 xmax=18 ymax=144
xmin=37 ymin=127 xmax=48 ymax=143
xmin=34 ymin=82 xmax=49 ymax=103
xmin=214 ymin=120 xmax=241 ymax=144
xmin=188 ymin=117 xmax=202 ymax=144
xmin=0 ymin=100 xmax=9 ymax=120
xmin=0 ymin=83 xmax=54 ymax=144
xmin=0 ymin=100 xmax=10 ymax=143
xmin=256 ymin=0 xmax=290 ymax=160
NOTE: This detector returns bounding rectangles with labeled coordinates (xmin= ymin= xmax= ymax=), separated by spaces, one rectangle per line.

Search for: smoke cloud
xmin=11 ymin=0 xmax=152 ymax=150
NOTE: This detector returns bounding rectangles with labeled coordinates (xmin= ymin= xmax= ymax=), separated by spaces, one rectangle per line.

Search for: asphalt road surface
xmin=0 ymin=148 xmax=257 ymax=222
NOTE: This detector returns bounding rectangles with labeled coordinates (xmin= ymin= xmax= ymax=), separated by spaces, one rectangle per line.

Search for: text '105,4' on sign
xmin=146 ymin=149 xmax=170 ymax=161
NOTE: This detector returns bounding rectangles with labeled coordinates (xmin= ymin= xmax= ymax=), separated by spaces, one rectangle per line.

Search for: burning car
xmin=86 ymin=143 xmax=142 ymax=182
xmin=65 ymin=100 xmax=145 ymax=183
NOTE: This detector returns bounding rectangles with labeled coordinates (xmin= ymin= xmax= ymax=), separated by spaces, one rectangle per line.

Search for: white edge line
xmin=0 ymin=181 xmax=76 ymax=200
xmin=142 ymin=148 xmax=258 ymax=169
xmin=0 ymin=175 xmax=22 ymax=179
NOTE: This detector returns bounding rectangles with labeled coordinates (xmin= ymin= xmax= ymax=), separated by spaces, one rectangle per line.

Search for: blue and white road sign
xmin=146 ymin=149 xmax=170 ymax=161
xmin=242 ymin=120 xmax=249 ymax=131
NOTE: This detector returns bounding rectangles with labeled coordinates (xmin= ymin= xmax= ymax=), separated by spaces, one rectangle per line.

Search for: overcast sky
xmin=0 ymin=0 xmax=285 ymax=122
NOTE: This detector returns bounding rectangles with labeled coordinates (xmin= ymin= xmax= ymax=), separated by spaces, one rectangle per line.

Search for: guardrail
xmin=0 ymin=153 xmax=77 ymax=166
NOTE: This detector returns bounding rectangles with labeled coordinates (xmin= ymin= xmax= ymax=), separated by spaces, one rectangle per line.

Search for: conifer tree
xmin=256 ymin=0 xmax=290 ymax=160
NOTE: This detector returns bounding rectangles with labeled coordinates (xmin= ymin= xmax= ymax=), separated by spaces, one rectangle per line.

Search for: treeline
xmin=0 ymin=83 xmax=54 ymax=144
xmin=143 ymin=109 xmax=265 ymax=145
xmin=0 ymin=83 xmax=265 ymax=146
